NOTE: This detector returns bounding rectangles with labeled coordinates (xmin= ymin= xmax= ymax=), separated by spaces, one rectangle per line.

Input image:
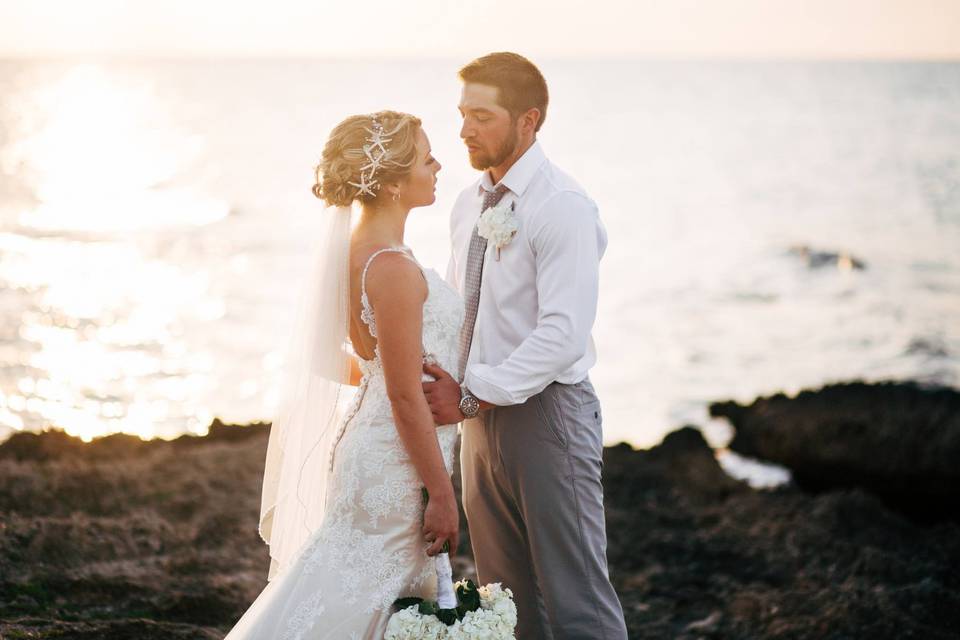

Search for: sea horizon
xmin=1 ymin=57 xmax=957 ymax=469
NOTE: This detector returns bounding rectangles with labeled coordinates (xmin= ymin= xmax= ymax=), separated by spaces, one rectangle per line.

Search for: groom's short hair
xmin=459 ymin=52 xmax=549 ymax=132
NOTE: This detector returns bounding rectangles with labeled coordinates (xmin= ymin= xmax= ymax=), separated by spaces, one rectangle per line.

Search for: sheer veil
xmin=258 ymin=204 xmax=353 ymax=581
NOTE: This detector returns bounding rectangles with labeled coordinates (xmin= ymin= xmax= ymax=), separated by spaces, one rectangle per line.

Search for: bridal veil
xmin=258 ymin=204 xmax=353 ymax=580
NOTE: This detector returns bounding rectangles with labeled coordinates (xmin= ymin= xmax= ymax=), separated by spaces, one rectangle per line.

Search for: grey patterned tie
xmin=457 ymin=183 xmax=510 ymax=382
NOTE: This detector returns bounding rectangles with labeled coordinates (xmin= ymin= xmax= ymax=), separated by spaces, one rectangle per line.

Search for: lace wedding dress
xmin=226 ymin=247 xmax=464 ymax=640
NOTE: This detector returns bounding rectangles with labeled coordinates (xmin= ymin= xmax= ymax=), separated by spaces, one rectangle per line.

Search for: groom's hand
xmin=422 ymin=363 xmax=464 ymax=425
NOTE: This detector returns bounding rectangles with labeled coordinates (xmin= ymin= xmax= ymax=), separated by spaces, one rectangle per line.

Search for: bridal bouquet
xmin=385 ymin=489 xmax=517 ymax=639
xmin=386 ymin=577 xmax=517 ymax=640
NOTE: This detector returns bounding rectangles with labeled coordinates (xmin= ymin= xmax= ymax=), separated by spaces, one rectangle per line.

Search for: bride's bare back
xmin=347 ymin=241 xmax=427 ymax=362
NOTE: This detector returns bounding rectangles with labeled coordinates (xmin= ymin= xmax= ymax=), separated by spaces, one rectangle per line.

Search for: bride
xmin=225 ymin=110 xmax=464 ymax=639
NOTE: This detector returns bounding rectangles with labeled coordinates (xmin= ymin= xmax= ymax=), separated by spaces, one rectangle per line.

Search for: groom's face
xmin=458 ymin=83 xmax=519 ymax=171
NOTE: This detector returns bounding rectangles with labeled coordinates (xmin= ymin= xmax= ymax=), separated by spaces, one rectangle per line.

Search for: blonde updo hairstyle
xmin=312 ymin=110 xmax=423 ymax=208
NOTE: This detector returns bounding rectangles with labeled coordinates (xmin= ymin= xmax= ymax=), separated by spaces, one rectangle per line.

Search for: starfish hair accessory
xmin=348 ymin=117 xmax=394 ymax=198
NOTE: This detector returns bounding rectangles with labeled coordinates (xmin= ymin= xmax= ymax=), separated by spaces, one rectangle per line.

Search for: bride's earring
xmin=392 ymin=191 xmax=400 ymax=202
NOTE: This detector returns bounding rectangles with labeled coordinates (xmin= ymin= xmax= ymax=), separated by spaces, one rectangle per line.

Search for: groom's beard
xmin=468 ymin=126 xmax=519 ymax=171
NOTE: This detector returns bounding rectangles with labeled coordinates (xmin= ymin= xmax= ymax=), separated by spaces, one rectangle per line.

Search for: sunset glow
xmin=0 ymin=0 xmax=958 ymax=60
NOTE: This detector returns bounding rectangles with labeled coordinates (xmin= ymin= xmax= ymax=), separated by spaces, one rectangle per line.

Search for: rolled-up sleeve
xmin=464 ymin=190 xmax=607 ymax=406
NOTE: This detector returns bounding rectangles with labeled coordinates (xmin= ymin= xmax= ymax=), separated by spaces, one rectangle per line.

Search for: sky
xmin=0 ymin=0 xmax=958 ymax=59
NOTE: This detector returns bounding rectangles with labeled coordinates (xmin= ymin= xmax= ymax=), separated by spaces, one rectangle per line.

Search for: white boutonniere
xmin=477 ymin=201 xmax=518 ymax=261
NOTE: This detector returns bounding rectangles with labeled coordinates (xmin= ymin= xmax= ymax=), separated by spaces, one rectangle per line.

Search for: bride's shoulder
xmin=351 ymin=243 xmax=414 ymax=271
xmin=360 ymin=248 xmax=427 ymax=303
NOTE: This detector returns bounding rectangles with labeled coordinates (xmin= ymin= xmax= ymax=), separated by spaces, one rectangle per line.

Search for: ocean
xmin=0 ymin=58 xmax=958 ymax=484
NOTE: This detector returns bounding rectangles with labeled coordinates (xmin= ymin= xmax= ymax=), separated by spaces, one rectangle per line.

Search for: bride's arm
xmin=365 ymin=253 xmax=459 ymax=556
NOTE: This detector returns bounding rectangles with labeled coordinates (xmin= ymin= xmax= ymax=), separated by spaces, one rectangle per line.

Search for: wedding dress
xmin=226 ymin=247 xmax=464 ymax=639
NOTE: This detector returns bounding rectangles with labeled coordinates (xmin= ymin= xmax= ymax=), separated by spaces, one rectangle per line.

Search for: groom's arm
xmin=465 ymin=190 xmax=606 ymax=407
xmin=422 ymin=190 xmax=605 ymax=423
xmin=422 ymin=362 xmax=496 ymax=425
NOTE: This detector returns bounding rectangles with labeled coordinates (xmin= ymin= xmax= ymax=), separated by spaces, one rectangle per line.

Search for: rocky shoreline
xmin=710 ymin=381 xmax=960 ymax=522
xmin=1 ymin=381 xmax=958 ymax=639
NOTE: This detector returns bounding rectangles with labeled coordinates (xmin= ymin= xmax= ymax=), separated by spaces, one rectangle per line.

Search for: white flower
xmin=448 ymin=609 xmax=497 ymax=640
xmin=385 ymin=606 xmax=448 ymax=639
xmin=477 ymin=201 xmax=518 ymax=252
xmin=445 ymin=583 xmax=517 ymax=639
xmin=386 ymin=581 xmax=517 ymax=640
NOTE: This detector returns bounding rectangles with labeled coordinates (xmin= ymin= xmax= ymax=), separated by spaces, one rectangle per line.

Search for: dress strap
xmin=359 ymin=247 xmax=422 ymax=338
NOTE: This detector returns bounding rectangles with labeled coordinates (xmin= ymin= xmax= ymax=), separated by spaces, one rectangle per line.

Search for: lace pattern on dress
xmin=254 ymin=251 xmax=464 ymax=638
xmin=280 ymin=590 xmax=325 ymax=640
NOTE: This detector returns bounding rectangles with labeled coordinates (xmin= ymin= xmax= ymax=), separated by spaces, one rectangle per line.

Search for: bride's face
xmin=400 ymin=127 xmax=441 ymax=208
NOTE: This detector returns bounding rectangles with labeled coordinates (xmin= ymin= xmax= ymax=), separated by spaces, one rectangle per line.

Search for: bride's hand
xmin=423 ymin=488 xmax=459 ymax=557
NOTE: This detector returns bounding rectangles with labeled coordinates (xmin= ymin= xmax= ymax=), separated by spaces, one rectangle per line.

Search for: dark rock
xmin=0 ymin=428 xmax=90 ymax=462
xmin=788 ymin=244 xmax=867 ymax=270
xmin=171 ymin=419 xmax=271 ymax=448
xmin=603 ymin=445 xmax=960 ymax=638
xmin=603 ymin=426 xmax=750 ymax=508
xmin=906 ymin=336 xmax=949 ymax=359
xmin=710 ymin=381 xmax=960 ymax=521
xmin=0 ymin=618 xmax=222 ymax=639
xmin=2 ymin=416 xmax=959 ymax=639
xmin=0 ymin=420 xmax=271 ymax=464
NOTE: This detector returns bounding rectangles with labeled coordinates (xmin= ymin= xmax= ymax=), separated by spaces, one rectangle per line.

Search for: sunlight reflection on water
xmin=0 ymin=63 xmax=229 ymax=441
xmin=0 ymin=59 xmax=957 ymax=464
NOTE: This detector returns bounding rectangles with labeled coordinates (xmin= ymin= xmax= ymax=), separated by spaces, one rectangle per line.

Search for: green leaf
xmin=456 ymin=579 xmax=481 ymax=611
xmin=437 ymin=608 xmax=459 ymax=626
xmin=393 ymin=596 xmax=424 ymax=611
xmin=418 ymin=600 xmax=439 ymax=617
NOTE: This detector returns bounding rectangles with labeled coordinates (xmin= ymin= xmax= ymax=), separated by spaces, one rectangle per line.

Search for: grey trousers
xmin=461 ymin=378 xmax=628 ymax=640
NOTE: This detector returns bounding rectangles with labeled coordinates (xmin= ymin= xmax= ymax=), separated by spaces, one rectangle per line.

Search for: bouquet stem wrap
xmin=435 ymin=551 xmax=457 ymax=609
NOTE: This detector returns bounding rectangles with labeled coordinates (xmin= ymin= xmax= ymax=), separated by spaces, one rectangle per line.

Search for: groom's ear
xmin=518 ymin=107 xmax=541 ymax=136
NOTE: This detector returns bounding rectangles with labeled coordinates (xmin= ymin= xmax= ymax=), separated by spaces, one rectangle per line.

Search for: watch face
xmin=460 ymin=395 xmax=480 ymax=417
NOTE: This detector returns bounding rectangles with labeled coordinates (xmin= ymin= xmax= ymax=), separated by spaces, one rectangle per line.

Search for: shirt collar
xmin=478 ymin=140 xmax=546 ymax=198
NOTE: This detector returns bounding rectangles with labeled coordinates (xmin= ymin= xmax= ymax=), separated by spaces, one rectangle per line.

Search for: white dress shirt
xmin=446 ymin=141 xmax=607 ymax=406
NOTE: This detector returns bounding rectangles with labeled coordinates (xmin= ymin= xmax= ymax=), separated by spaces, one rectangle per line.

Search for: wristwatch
xmin=458 ymin=386 xmax=481 ymax=419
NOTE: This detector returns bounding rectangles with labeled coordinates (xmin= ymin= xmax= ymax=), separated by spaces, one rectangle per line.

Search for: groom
xmin=422 ymin=52 xmax=628 ymax=640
